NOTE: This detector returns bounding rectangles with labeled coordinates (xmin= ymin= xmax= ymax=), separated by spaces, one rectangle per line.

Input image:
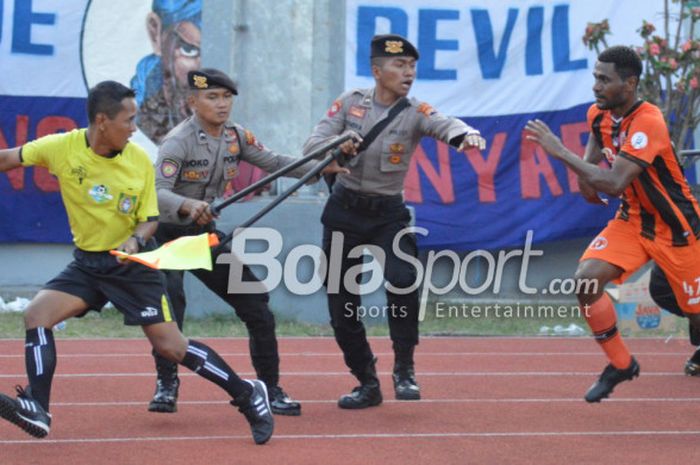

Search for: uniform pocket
xmin=379 ymin=139 xmax=410 ymax=172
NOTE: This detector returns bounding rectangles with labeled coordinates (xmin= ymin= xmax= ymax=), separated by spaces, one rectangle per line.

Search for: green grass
xmin=0 ymin=300 xmax=689 ymax=339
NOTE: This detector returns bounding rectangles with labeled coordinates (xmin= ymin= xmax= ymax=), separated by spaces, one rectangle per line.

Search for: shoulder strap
xmin=356 ymin=97 xmax=410 ymax=153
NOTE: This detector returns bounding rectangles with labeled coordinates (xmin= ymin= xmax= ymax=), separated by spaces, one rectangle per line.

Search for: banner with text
xmin=345 ymin=0 xmax=665 ymax=250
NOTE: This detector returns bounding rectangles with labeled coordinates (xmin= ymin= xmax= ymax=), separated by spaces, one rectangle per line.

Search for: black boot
xmin=338 ymin=357 xmax=382 ymax=409
xmin=393 ymin=346 xmax=420 ymax=400
xmin=148 ymin=354 xmax=180 ymax=413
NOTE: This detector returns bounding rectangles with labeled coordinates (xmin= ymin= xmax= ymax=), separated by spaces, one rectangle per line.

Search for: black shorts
xmin=44 ymin=249 xmax=174 ymax=326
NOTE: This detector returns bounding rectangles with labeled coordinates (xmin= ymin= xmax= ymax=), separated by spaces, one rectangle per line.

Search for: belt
xmin=332 ymin=183 xmax=404 ymax=212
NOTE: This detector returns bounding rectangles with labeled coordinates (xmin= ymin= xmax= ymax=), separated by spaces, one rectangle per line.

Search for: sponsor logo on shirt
xmin=630 ymin=132 xmax=648 ymax=150
xmin=88 ymin=184 xmax=113 ymax=203
xmin=588 ymin=236 xmax=608 ymax=250
xmin=70 ymin=166 xmax=87 ymax=184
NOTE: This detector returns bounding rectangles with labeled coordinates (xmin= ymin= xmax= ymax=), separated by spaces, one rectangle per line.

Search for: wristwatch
xmin=131 ymin=234 xmax=147 ymax=251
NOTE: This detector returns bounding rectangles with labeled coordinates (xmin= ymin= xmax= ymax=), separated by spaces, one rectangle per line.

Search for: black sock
xmin=179 ymin=340 xmax=251 ymax=399
xmin=25 ymin=327 xmax=56 ymax=411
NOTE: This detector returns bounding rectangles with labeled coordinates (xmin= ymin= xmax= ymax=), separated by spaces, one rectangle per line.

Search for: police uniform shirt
xmin=155 ymin=115 xmax=318 ymax=224
xmin=303 ymin=88 xmax=477 ymax=196
xmin=21 ymin=129 xmax=159 ymax=251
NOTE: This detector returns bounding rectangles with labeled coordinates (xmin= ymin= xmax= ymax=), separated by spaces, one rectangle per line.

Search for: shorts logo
xmin=160 ymin=159 xmax=179 ymax=178
xmin=88 ymin=184 xmax=113 ymax=203
xmin=588 ymin=236 xmax=608 ymax=250
xmin=117 ymin=193 xmax=137 ymax=214
xmin=630 ymin=132 xmax=648 ymax=149
xmin=327 ymin=100 xmax=342 ymax=117
xmin=140 ymin=307 xmax=159 ymax=318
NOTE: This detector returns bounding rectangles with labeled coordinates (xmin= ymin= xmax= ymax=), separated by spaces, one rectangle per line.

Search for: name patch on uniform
xmin=117 ymin=193 xmax=137 ymax=214
xmin=349 ymin=105 xmax=366 ymax=119
xmin=182 ymin=169 xmax=209 ymax=181
xmin=160 ymin=159 xmax=179 ymax=178
xmin=327 ymin=99 xmax=342 ymax=117
xmin=417 ymin=102 xmax=436 ymax=118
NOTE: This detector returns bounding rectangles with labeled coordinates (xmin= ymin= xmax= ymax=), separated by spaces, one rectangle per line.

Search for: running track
xmin=1 ymin=336 xmax=699 ymax=464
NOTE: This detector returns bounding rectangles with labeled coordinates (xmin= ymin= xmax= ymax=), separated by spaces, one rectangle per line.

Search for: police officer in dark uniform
xmin=303 ymin=35 xmax=486 ymax=409
xmin=149 ymin=68 xmax=345 ymax=416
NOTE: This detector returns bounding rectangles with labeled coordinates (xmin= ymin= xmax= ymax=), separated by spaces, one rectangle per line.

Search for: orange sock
xmin=583 ymin=294 xmax=632 ymax=369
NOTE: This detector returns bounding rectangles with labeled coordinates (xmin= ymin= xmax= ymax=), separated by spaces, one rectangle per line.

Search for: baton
xmin=215 ymin=151 xmax=341 ymax=252
xmin=210 ymin=133 xmax=354 ymax=215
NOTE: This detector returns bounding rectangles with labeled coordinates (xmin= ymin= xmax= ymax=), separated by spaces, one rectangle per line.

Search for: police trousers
xmin=321 ymin=184 xmax=419 ymax=374
xmin=156 ymin=223 xmax=280 ymax=387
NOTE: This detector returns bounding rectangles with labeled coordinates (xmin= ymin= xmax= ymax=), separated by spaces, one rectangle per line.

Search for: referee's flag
xmin=110 ymin=233 xmax=220 ymax=270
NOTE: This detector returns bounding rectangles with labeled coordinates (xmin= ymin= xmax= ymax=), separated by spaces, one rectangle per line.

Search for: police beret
xmin=370 ymin=34 xmax=419 ymax=60
xmin=187 ymin=68 xmax=238 ymax=95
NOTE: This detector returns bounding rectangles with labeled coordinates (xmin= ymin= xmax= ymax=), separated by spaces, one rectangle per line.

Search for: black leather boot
xmin=148 ymin=355 xmax=180 ymax=413
xmin=338 ymin=357 xmax=382 ymax=409
xmin=393 ymin=346 xmax=420 ymax=400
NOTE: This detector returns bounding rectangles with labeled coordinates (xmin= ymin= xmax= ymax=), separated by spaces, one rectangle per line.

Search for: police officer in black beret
xmin=303 ymin=34 xmax=486 ymax=409
xmin=148 ymin=67 xmax=346 ymax=416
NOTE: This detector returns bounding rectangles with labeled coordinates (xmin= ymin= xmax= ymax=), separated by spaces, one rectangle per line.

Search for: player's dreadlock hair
xmin=87 ymin=81 xmax=136 ymax=123
xmin=598 ymin=46 xmax=643 ymax=83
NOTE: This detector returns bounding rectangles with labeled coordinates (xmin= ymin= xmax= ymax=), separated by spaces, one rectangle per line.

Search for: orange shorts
xmin=581 ymin=218 xmax=700 ymax=314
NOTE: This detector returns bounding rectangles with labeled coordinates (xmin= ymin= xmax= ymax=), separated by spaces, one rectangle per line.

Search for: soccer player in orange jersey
xmin=525 ymin=45 xmax=700 ymax=402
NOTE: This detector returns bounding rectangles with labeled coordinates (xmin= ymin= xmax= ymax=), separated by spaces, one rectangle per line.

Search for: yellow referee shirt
xmin=21 ymin=129 xmax=159 ymax=251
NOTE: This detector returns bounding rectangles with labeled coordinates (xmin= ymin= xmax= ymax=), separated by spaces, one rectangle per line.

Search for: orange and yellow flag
xmin=110 ymin=233 xmax=220 ymax=271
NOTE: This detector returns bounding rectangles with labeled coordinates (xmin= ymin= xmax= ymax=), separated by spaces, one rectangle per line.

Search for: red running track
xmin=1 ymin=336 xmax=699 ymax=465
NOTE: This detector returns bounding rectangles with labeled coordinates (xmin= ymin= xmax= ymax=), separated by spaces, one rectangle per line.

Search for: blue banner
xmin=345 ymin=0 xmax=663 ymax=250
xmin=406 ymin=103 xmax=619 ymax=250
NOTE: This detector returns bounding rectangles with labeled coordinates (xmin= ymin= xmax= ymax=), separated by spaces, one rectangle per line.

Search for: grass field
xmin=0 ymin=300 xmax=690 ymax=339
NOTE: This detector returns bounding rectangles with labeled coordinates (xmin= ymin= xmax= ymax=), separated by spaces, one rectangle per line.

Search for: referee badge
xmin=117 ymin=193 xmax=137 ymax=214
